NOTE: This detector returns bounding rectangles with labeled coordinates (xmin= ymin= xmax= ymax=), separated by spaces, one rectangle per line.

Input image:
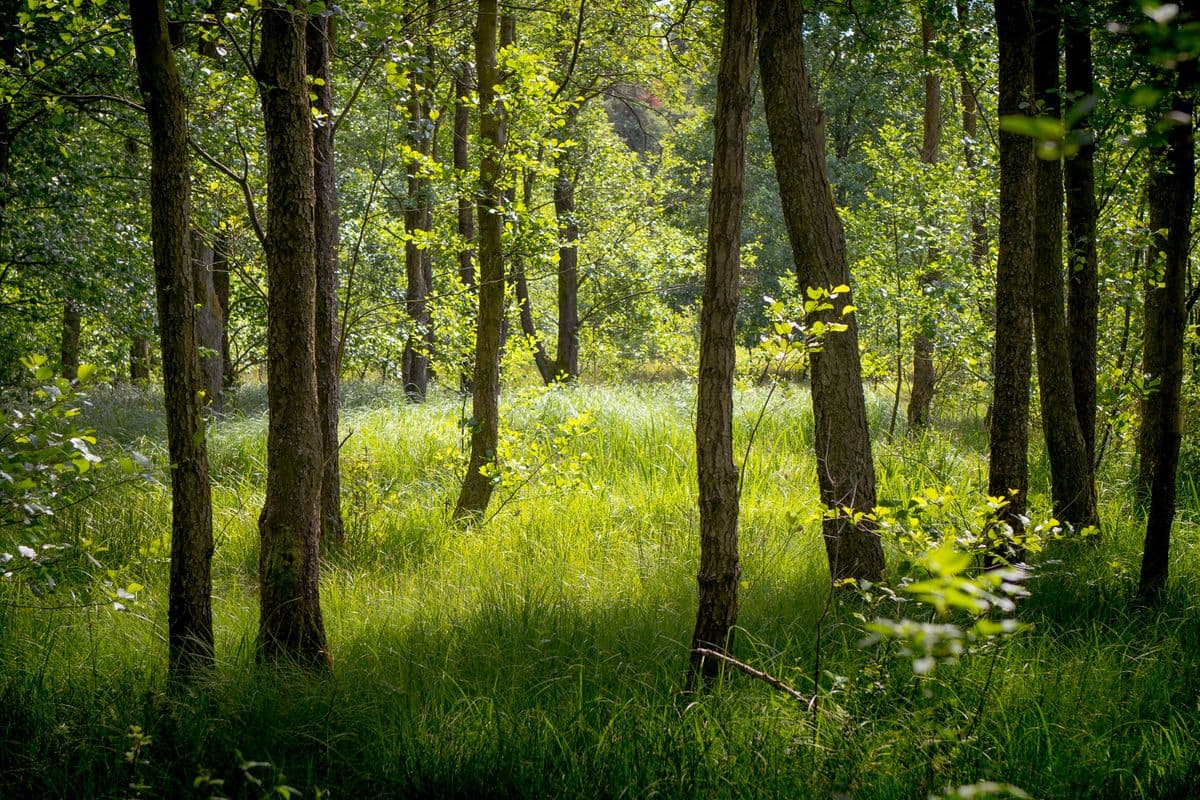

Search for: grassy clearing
xmin=2 ymin=381 xmax=1199 ymax=798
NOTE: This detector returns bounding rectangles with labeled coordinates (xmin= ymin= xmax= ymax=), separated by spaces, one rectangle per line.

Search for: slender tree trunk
xmin=759 ymin=0 xmax=884 ymax=581
xmin=1030 ymin=0 xmax=1097 ymax=530
xmin=454 ymin=63 xmax=477 ymax=393
xmin=908 ymin=7 xmax=941 ymax=429
xmin=1138 ymin=61 xmax=1195 ymax=599
xmin=60 ymin=300 xmax=81 ymax=380
xmin=552 ymin=108 xmax=581 ymax=382
xmin=402 ymin=8 xmax=436 ymax=402
xmin=1064 ymin=10 xmax=1098 ymax=468
xmin=130 ymin=0 xmax=215 ymax=680
xmin=256 ymin=0 xmax=329 ymax=668
xmin=129 ymin=336 xmax=151 ymax=382
xmin=211 ymin=232 xmax=236 ymax=389
xmin=453 ymin=0 xmax=506 ymax=521
xmin=989 ymin=0 xmax=1036 ymax=548
xmin=308 ymin=11 xmax=344 ymax=543
xmin=513 ymin=171 xmax=555 ymax=384
xmin=687 ymin=0 xmax=755 ymax=690
xmin=190 ymin=231 xmax=225 ymax=412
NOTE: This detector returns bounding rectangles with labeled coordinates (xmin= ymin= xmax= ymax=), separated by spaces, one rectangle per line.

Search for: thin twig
xmin=691 ymin=647 xmax=815 ymax=707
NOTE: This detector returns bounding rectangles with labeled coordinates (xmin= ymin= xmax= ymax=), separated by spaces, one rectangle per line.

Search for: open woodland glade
xmin=2 ymin=0 xmax=1200 ymax=797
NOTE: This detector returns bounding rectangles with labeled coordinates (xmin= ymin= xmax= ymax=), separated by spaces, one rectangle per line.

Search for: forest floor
xmin=2 ymin=380 xmax=1200 ymax=799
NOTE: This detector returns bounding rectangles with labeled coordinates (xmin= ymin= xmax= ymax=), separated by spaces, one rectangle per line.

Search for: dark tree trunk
xmin=129 ymin=336 xmax=151 ymax=382
xmin=1030 ymin=0 xmax=1097 ymax=530
xmin=308 ymin=11 xmax=343 ymax=544
xmin=455 ymin=64 xmax=476 ymax=289
xmin=130 ymin=0 xmax=215 ymax=681
xmin=908 ymin=7 xmax=941 ymax=430
xmin=957 ymin=0 xmax=988 ymax=277
xmin=190 ymin=231 xmax=225 ymax=412
xmin=552 ymin=112 xmax=580 ymax=381
xmin=453 ymin=0 xmax=506 ymax=521
xmin=513 ymin=172 xmax=555 ymax=384
xmin=60 ymin=300 xmax=81 ymax=381
xmin=1063 ymin=9 xmax=1098 ymax=467
xmin=1138 ymin=62 xmax=1195 ymax=599
xmin=759 ymin=0 xmax=884 ymax=582
xmin=687 ymin=0 xmax=755 ymax=690
xmin=989 ymin=0 xmax=1036 ymax=546
xmin=256 ymin=0 xmax=329 ymax=668
xmin=211 ymin=232 xmax=236 ymax=389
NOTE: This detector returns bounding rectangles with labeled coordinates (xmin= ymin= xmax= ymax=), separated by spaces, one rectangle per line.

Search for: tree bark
xmin=687 ymin=0 xmax=755 ymax=690
xmin=453 ymin=0 xmax=506 ymax=521
xmin=1063 ymin=9 xmax=1098 ymax=468
xmin=190 ymin=230 xmax=225 ymax=412
xmin=129 ymin=336 xmax=151 ymax=382
xmin=455 ymin=64 xmax=476 ymax=289
xmin=256 ymin=0 xmax=329 ymax=668
xmin=130 ymin=0 xmax=215 ymax=681
xmin=989 ymin=0 xmax=1035 ymax=547
xmin=308 ymin=11 xmax=344 ymax=544
xmin=60 ymin=300 xmax=81 ymax=381
xmin=908 ymin=6 xmax=941 ymax=430
xmin=513 ymin=172 xmax=555 ymax=384
xmin=1031 ymin=0 xmax=1097 ymax=530
xmin=759 ymin=0 xmax=884 ymax=582
xmin=1138 ymin=61 xmax=1195 ymax=599
xmin=552 ymin=107 xmax=581 ymax=382
xmin=211 ymin=232 xmax=235 ymax=389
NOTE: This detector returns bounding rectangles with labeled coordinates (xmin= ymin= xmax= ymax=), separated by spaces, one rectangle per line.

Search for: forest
xmin=1 ymin=0 xmax=1199 ymax=797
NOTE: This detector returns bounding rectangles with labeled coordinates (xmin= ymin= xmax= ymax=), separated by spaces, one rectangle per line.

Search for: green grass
xmin=2 ymin=381 xmax=1199 ymax=798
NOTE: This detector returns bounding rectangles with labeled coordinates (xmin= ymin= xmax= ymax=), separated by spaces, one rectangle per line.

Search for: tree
xmin=307 ymin=8 xmax=344 ymax=543
xmin=256 ymin=0 xmax=330 ymax=667
xmin=759 ymin=0 xmax=884 ymax=582
xmin=1030 ymin=0 xmax=1097 ymax=530
xmin=129 ymin=0 xmax=215 ymax=680
xmin=454 ymin=0 xmax=506 ymax=521
xmin=989 ymin=0 xmax=1035 ymax=549
xmin=687 ymin=0 xmax=755 ymax=688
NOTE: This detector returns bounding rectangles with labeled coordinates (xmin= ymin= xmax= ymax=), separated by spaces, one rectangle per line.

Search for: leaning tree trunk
xmin=1138 ymin=60 xmax=1195 ymax=599
xmin=1064 ymin=8 xmax=1098 ymax=468
xmin=190 ymin=230 xmax=225 ymax=412
xmin=1030 ymin=0 xmax=1097 ymax=530
xmin=130 ymin=0 xmax=215 ymax=681
xmin=687 ymin=0 xmax=755 ymax=690
xmin=908 ymin=6 xmax=941 ymax=430
xmin=308 ymin=11 xmax=344 ymax=543
xmin=759 ymin=0 xmax=884 ymax=582
xmin=989 ymin=0 xmax=1036 ymax=549
xmin=453 ymin=0 xmax=506 ymax=521
xmin=256 ymin=0 xmax=329 ymax=668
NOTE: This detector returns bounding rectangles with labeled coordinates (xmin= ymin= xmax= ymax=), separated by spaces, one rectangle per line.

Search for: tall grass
xmin=1 ymin=381 xmax=1198 ymax=798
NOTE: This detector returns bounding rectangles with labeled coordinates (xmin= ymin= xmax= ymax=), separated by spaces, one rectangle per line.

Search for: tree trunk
xmin=453 ymin=0 xmax=506 ymax=521
xmin=256 ymin=0 xmax=329 ymax=668
xmin=1030 ymin=0 xmax=1097 ymax=530
xmin=455 ymin=64 xmax=476 ymax=289
xmin=1063 ymin=10 xmax=1098 ymax=468
xmin=908 ymin=7 xmax=941 ymax=430
xmin=1138 ymin=61 xmax=1195 ymax=599
xmin=402 ymin=5 xmax=436 ymax=402
xmin=190 ymin=230 xmax=225 ymax=412
xmin=759 ymin=0 xmax=884 ymax=582
xmin=129 ymin=336 xmax=151 ymax=382
xmin=512 ymin=172 xmax=555 ymax=384
xmin=130 ymin=0 xmax=215 ymax=681
xmin=687 ymin=0 xmax=755 ymax=690
xmin=308 ymin=11 xmax=344 ymax=544
xmin=60 ymin=300 xmax=81 ymax=381
xmin=552 ymin=113 xmax=580 ymax=382
xmin=211 ymin=232 xmax=236 ymax=389
xmin=989 ymin=0 xmax=1035 ymax=548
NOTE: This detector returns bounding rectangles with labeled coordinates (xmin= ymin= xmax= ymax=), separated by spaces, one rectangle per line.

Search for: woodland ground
xmin=2 ymin=380 xmax=1200 ymax=799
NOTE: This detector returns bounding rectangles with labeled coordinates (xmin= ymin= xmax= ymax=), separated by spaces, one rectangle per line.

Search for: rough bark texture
xmin=130 ymin=0 xmax=215 ymax=680
xmin=256 ymin=1 xmax=329 ymax=668
xmin=1138 ymin=62 xmax=1194 ymax=599
xmin=759 ymin=0 xmax=884 ymax=582
xmin=308 ymin=12 xmax=344 ymax=544
xmin=1030 ymin=0 xmax=1097 ymax=530
xmin=552 ymin=106 xmax=581 ymax=382
xmin=190 ymin=231 xmax=225 ymax=412
xmin=453 ymin=0 xmax=506 ymax=521
xmin=60 ymin=301 xmax=81 ymax=380
xmin=402 ymin=6 xmax=436 ymax=402
xmin=1063 ymin=11 xmax=1098 ymax=467
xmin=687 ymin=0 xmax=754 ymax=689
xmin=989 ymin=0 xmax=1035 ymax=544
xmin=908 ymin=7 xmax=941 ymax=430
